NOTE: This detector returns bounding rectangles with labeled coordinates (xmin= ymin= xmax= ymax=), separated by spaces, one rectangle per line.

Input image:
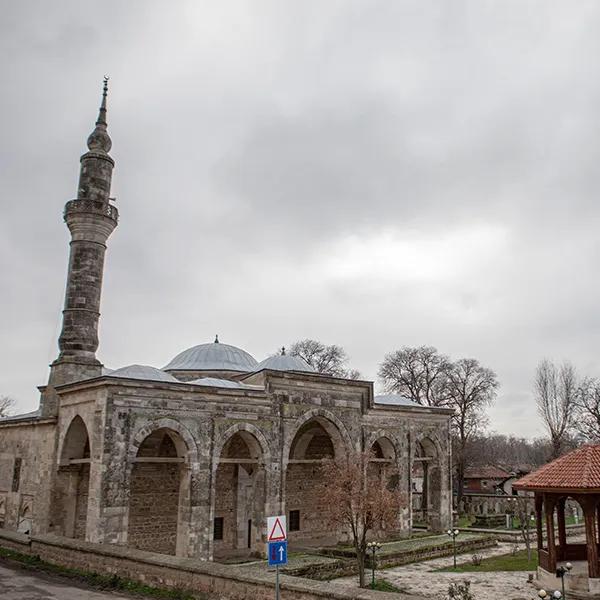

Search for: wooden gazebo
xmin=514 ymin=445 xmax=600 ymax=595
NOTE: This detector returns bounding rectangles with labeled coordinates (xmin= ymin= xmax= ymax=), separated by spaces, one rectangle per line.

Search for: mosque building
xmin=0 ymin=81 xmax=452 ymax=560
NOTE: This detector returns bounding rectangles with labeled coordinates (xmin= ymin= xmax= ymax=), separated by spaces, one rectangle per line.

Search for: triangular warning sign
xmin=268 ymin=517 xmax=286 ymax=541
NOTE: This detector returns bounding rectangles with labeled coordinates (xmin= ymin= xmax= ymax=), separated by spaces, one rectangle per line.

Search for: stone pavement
xmin=333 ymin=543 xmax=539 ymax=599
xmin=0 ymin=562 xmax=132 ymax=600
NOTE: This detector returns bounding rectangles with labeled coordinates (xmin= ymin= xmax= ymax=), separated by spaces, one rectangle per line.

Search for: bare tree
xmin=535 ymin=360 xmax=577 ymax=459
xmin=0 ymin=395 xmax=15 ymax=418
xmin=514 ymin=495 xmax=533 ymax=561
xmin=378 ymin=345 xmax=452 ymax=407
xmin=447 ymin=358 xmax=498 ymax=504
xmin=465 ymin=432 xmax=551 ymax=470
xmin=289 ymin=339 xmax=360 ymax=379
xmin=318 ymin=451 xmax=400 ymax=588
xmin=574 ymin=377 xmax=600 ymax=442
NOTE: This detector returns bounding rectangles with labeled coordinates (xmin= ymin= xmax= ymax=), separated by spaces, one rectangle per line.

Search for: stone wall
xmin=0 ymin=530 xmax=405 ymax=600
xmin=0 ymin=418 xmax=56 ymax=535
xmin=128 ymin=462 xmax=180 ymax=554
xmin=286 ymin=463 xmax=339 ymax=544
xmin=74 ymin=463 xmax=90 ymax=539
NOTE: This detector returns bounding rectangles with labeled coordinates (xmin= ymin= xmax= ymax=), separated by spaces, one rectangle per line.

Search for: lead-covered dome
xmin=254 ymin=352 xmax=315 ymax=373
xmin=164 ymin=338 xmax=258 ymax=373
xmin=107 ymin=364 xmax=179 ymax=383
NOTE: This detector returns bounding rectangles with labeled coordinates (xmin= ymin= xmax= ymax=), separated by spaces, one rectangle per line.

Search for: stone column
xmin=188 ymin=461 xmax=212 ymax=560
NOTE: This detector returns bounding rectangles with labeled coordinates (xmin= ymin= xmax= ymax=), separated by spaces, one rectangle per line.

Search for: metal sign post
xmin=267 ymin=516 xmax=288 ymax=599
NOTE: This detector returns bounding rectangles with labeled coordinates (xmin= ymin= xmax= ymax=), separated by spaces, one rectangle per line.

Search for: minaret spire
xmin=41 ymin=79 xmax=119 ymax=416
xmin=96 ymin=76 xmax=109 ymax=127
xmin=87 ymin=76 xmax=112 ymax=154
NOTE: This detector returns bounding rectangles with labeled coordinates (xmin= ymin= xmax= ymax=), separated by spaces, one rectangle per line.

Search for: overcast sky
xmin=2 ymin=1 xmax=600 ymax=437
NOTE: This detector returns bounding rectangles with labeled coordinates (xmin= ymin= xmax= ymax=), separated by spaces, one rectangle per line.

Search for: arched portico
xmin=211 ymin=425 xmax=270 ymax=559
xmin=368 ymin=436 xmax=402 ymax=538
xmin=53 ymin=415 xmax=91 ymax=539
xmin=284 ymin=413 xmax=351 ymax=546
xmin=412 ymin=435 xmax=444 ymax=532
xmin=127 ymin=427 xmax=191 ymax=556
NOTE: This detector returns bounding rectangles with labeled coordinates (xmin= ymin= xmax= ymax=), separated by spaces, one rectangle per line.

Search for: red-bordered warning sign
xmin=267 ymin=515 xmax=287 ymax=542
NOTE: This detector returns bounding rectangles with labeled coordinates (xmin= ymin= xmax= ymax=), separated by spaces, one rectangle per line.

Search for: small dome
xmin=164 ymin=340 xmax=258 ymax=372
xmin=255 ymin=354 xmax=315 ymax=373
xmin=189 ymin=377 xmax=259 ymax=390
xmin=107 ymin=364 xmax=179 ymax=383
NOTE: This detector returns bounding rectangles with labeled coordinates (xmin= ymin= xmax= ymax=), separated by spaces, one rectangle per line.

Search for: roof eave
xmin=372 ymin=402 xmax=454 ymax=415
xmin=513 ymin=483 xmax=600 ymax=494
xmin=55 ymin=375 xmax=267 ymax=396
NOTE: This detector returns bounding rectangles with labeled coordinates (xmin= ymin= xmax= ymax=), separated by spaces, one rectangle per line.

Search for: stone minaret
xmin=41 ymin=78 xmax=119 ymax=416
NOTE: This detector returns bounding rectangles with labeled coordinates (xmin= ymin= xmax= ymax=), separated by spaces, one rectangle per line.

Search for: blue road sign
xmin=268 ymin=541 xmax=288 ymax=566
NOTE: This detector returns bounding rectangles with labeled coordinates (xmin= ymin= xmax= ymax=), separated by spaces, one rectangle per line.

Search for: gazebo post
xmin=535 ymin=493 xmax=544 ymax=552
xmin=557 ymin=497 xmax=567 ymax=561
xmin=581 ymin=496 xmax=600 ymax=580
xmin=545 ymin=494 xmax=558 ymax=572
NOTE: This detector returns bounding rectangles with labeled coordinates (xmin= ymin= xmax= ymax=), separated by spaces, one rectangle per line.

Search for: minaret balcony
xmin=64 ymin=199 xmax=119 ymax=224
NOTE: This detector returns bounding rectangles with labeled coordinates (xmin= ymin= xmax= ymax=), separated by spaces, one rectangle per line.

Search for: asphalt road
xmin=0 ymin=562 xmax=132 ymax=600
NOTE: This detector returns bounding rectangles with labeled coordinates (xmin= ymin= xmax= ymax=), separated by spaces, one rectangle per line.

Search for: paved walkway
xmin=0 ymin=562 xmax=132 ymax=600
xmin=334 ymin=543 xmax=539 ymax=599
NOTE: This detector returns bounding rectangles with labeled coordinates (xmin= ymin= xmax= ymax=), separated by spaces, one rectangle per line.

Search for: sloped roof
xmin=465 ymin=466 xmax=510 ymax=480
xmin=514 ymin=445 xmax=600 ymax=492
xmin=374 ymin=394 xmax=421 ymax=408
xmin=188 ymin=377 xmax=261 ymax=390
xmin=0 ymin=409 xmax=41 ymax=422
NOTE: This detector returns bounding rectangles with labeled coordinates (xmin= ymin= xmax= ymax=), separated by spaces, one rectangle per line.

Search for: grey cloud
xmin=3 ymin=1 xmax=600 ymax=439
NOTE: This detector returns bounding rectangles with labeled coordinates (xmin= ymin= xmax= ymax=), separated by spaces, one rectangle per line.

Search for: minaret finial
xmin=87 ymin=76 xmax=112 ymax=153
xmin=214 ymin=334 xmax=219 ymax=343
xmin=96 ymin=75 xmax=109 ymax=127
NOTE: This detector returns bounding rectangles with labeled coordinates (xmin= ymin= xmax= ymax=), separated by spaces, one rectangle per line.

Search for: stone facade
xmin=0 ymin=371 xmax=453 ymax=560
xmin=0 ymin=82 xmax=453 ymax=562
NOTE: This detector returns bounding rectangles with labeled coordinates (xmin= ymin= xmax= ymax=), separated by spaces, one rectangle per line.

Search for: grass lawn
xmin=369 ymin=579 xmax=406 ymax=593
xmin=437 ymin=549 xmax=537 ymax=572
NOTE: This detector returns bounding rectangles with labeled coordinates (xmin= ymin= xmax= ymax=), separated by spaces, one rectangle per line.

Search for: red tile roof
xmin=514 ymin=445 xmax=600 ymax=491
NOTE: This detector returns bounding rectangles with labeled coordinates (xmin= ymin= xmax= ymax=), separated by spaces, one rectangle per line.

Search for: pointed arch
xmin=283 ymin=407 xmax=354 ymax=463
xmin=59 ymin=415 xmax=91 ymax=463
xmin=212 ymin=423 xmax=272 ymax=470
xmin=54 ymin=415 xmax=92 ymax=539
xmin=210 ymin=423 xmax=271 ymax=559
xmin=412 ymin=432 xmax=445 ymax=532
xmin=126 ymin=423 xmax=194 ymax=557
xmin=128 ymin=417 xmax=198 ymax=465
xmin=282 ymin=409 xmax=355 ymax=545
